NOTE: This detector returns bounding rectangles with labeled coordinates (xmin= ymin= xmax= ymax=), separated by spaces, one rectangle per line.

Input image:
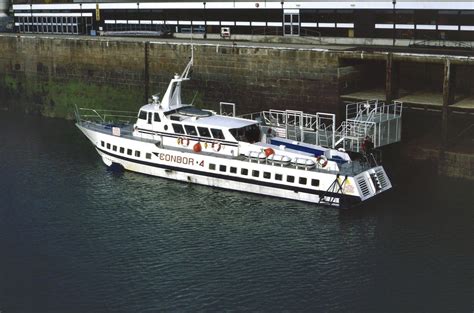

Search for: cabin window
xmin=287 ymin=175 xmax=295 ymax=183
xmin=101 ymin=141 xmax=104 ymax=147
xmin=311 ymin=179 xmax=320 ymax=187
xmin=211 ymin=128 xmax=225 ymax=139
xmin=154 ymin=113 xmax=161 ymax=122
xmin=135 ymin=151 xmax=140 ymax=157
xmin=197 ymin=127 xmax=211 ymax=138
xmin=241 ymin=168 xmax=248 ymax=176
xmin=138 ymin=110 xmax=147 ymax=120
xmin=299 ymin=177 xmax=307 ymax=185
xmin=252 ymin=170 xmax=259 ymax=177
xmin=184 ymin=125 xmax=198 ymax=136
xmin=263 ymin=172 xmax=271 ymax=179
xmin=127 ymin=149 xmax=132 ymax=155
xmin=275 ymin=174 xmax=283 ymax=181
xmin=172 ymin=123 xmax=185 ymax=134
xmin=112 ymin=145 xmax=117 ymax=151
xmin=146 ymin=153 xmax=151 ymax=159
xmin=147 ymin=112 xmax=152 ymax=124
xmin=230 ymin=167 xmax=237 ymax=174
xmin=209 ymin=163 xmax=216 ymax=170
xmin=219 ymin=165 xmax=227 ymax=172
xmin=229 ymin=124 xmax=261 ymax=143
xmin=120 ymin=147 xmax=124 ymax=153
xmin=106 ymin=143 xmax=111 ymax=149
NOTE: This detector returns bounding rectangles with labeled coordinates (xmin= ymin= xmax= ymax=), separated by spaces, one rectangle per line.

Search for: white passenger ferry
xmin=75 ymin=54 xmax=402 ymax=208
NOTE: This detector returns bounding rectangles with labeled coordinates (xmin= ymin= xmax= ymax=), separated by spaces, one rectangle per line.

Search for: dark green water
xmin=0 ymin=112 xmax=472 ymax=313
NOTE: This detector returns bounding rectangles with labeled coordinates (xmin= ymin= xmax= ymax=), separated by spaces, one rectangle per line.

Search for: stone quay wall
xmin=0 ymin=35 xmax=343 ymax=119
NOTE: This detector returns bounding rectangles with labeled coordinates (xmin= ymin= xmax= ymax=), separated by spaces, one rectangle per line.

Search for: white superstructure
xmin=76 ymin=53 xmax=394 ymax=208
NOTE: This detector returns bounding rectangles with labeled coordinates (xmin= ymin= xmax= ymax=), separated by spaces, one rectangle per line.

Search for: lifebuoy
xmin=212 ymin=142 xmax=222 ymax=152
xmin=317 ymin=155 xmax=328 ymax=168
xmin=177 ymin=137 xmax=189 ymax=147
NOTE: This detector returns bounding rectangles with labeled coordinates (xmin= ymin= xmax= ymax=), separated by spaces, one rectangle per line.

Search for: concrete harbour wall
xmin=0 ymin=34 xmax=341 ymax=119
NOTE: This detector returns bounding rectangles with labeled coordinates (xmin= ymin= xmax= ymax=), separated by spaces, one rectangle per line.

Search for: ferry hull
xmin=78 ymin=124 xmax=364 ymax=208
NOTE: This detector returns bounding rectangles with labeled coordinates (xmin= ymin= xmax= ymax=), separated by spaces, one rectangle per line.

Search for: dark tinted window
xmin=211 ymin=128 xmax=224 ymax=139
xmin=135 ymin=151 xmax=140 ymax=157
xmin=241 ymin=168 xmax=248 ymax=175
xmin=127 ymin=149 xmax=132 ymax=155
xmin=230 ymin=167 xmax=237 ymax=174
xmin=311 ymin=179 xmax=320 ymax=187
xmin=154 ymin=113 xmax=161 ymax=122
xmin=146 ymin=153 xmax=151 ymax=159
xmin=299 ymin=177 xmax=307 ymax=185
xmin=197 ymin=127 xmax=211 ymax=137
xmin=172 ymin=123 xmax=185 ymax=134
xmin=120 ymin=147 xmax=124 ymax=153
xmin=106 ymin=143 xmax=111 ymax=149
xmin=209 ymin=163 xmax=216 ymax=170
xmin=184 ymin=125 xmax=198 ymax=136
xmin=263 ymin=172 xmax=271 ymax=179
xmin=219 ymin=165 xmax=226 ymax=172
xmin=112 ymin=145 xmax=117 ymax=151
xmin=101 ymin=141 xmax=104 ymax=147
xmin=138 ymin=110 xmax=147 ymax=120
xmin=287 ymin=175 xmax=295 ymax=183
xmin=252 ymin=170 xmax=259 ymax=177
xmin=275 ymin=174 xmax=283 ymax=181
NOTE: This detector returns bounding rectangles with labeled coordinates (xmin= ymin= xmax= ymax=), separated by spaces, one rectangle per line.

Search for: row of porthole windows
xmin=208 ymin=163 xmax=320 ymax=187
xmin=101 ymin=141 xmax=152 ymax=160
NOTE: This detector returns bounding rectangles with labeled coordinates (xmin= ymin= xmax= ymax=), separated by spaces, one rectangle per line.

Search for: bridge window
xmin=197 ymin=127 xmax=211 ymax=138
xmin=211 ymin=128 xmax=225 ymax=139
xmin=138 ymin=110 xmax=147 ymax=120
xmin=147 ymin=112 xmax=152 ymax=124
xmin=172 ymin=123 xmax=185 ymax=134
xmin=154 ymin=113 xmax=161 ymax=122
xmin=229 ymin=124 xmax=260 ymax=143
xmin=184 ymin=125 xmax=198 ymax=136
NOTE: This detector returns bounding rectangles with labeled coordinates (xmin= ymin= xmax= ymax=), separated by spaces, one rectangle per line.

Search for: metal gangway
xmin=234 ymin=99 xmax=403 ymax=153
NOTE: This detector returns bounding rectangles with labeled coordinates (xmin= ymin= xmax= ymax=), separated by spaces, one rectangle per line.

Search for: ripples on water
xmin=0 ymin=113 xmax=472 ymax=313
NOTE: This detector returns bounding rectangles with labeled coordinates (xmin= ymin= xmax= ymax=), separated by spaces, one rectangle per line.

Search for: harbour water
xmin=0 ymin=112 xmax=472 ymax=313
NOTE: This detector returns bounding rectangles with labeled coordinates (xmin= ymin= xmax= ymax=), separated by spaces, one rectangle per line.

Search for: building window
xmin=101 ymin=141 xmax=104 ymax=147
xmin=127 ymin=149 xmax=132 ymax=155
xmin=287 ymin=175 xmax=295 ymax=183
xmin=219 ymin=165 xmax=227 ymax=172
xmin=172 ymin=123 xmax=185 ymax=134
xmin=263 ymin=172 xmax=271 ymax=179
xmin=106 ymin=143 xmax=111 ymax=149
xmin=146 ymin=153 xmax=151 ymax=159
xmin=135 ymin=151 xmax=140 ymax=157
xmin=120 ymin=147 xmax=124 ymax=153
xmin=299 ymin=177 xmax=307 ymax=185
xmin=311 ymin=179 xmax=320 ymax=187
xmin=209 ymin=163 xmax=216 ymax=170
xmin=230 ymin=167 xmax=237 ymax=174
xmin=252 ymin=170 xmax=259 ymax=177
xmin=241 ymin=168 xmax=248 ymax=176
xmin=275 ymin=174 xmax=283 ymax=181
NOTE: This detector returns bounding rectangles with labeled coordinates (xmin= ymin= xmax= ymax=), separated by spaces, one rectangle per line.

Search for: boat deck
xmin=78 ymin=120 xmax=373 ymax=176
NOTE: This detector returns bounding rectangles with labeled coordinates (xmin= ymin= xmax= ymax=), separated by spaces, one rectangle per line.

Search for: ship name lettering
xmin=159 ymin=153 xmax=194 ymax=165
